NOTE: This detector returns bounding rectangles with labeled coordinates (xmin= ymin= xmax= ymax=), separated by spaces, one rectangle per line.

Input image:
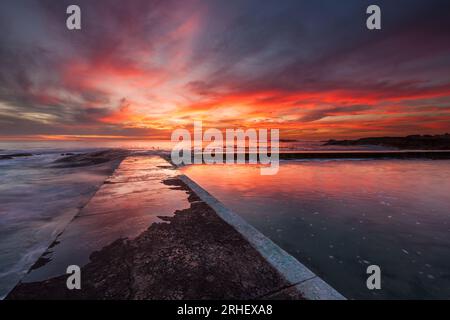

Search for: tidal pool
xmin=182 ymin=160 xmax=450 ymax=299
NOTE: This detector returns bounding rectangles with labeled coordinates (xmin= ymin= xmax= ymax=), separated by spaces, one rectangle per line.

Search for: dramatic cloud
xmin=0 ymin=0 xmax=449 ymax=139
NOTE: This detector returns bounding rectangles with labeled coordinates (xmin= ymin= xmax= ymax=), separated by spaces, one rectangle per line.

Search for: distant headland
xmin=324 ymin=134 xmax=450 ymax=150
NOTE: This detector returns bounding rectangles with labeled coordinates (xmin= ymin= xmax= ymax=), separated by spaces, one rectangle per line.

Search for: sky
xmin=0 ymin=0 xmax=449 ymax=140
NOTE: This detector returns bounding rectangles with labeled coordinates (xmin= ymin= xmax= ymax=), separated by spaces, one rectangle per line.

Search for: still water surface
xmin=182 ymin=160 xmax=450 ymax=299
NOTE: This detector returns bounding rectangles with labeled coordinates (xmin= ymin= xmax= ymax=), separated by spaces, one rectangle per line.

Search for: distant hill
xmin=324 ymin=134 xmax=450 ymax=150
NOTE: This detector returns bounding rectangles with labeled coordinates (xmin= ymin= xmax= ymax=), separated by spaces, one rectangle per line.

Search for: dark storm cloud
xmin=190 ymin=0 xmax=450 ymax=94
xmin=300 ymin=105 xmax=373 ymax=122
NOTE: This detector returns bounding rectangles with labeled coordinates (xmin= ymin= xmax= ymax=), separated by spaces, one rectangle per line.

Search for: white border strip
xmin=179 ymin=175 xmax=346 ymax=300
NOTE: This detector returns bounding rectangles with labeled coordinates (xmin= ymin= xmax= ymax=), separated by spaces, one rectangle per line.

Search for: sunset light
xmin=0 ymin=0 xmax=449 ymax=140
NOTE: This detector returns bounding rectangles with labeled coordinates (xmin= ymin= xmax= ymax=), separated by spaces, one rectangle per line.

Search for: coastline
xmin=6 ymin=154 xmax=344 ymax=300
xmin=324 ymin=134 xmax=450 ymax=150
xmin=7 ymin=176 xmax=300 ymax=299
xmin=5 ymin=149 xmax=449 ymax=299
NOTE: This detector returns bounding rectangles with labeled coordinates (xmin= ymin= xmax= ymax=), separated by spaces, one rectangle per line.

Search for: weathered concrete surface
xmin=7 ymin=156 xmax=303 ymax=300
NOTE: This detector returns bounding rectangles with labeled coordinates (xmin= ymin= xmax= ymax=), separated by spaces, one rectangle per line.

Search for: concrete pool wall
xmin=179 ymin=174 xmax=345 ymax=300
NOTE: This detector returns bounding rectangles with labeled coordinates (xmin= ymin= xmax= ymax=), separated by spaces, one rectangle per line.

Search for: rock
xmin=52 ymin=150 xmax=129 ymax=168
xmin=0 ymin=153 xmax=33 ymax=160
